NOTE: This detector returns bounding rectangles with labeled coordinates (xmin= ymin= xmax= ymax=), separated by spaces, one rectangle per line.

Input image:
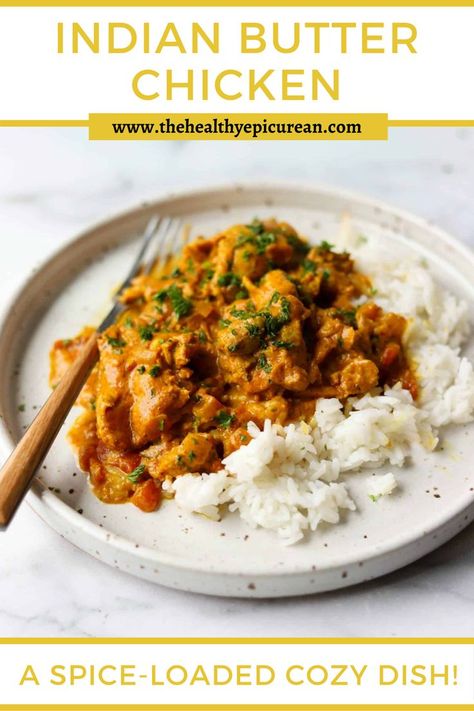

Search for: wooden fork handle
xmin=0 ymin=332 xmax=100 ymax=528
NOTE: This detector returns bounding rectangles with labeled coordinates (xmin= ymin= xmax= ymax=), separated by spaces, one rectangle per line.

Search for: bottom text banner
xmin=0 ymin=639 xmax=473 ymax=710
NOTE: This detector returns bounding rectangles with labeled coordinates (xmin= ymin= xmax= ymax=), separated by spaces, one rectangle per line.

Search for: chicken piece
xmin=248 ymin=269 xmax=297 ymax=309
xmin=49 ymin=327 xmax=98 ymax=408
xmin=129 ymin=367 xmax=191 ymax=448
xmin=333 ymin=358 xmax=379 ymax=397
xmin=149 ymin=433 xmax=217 ymax=479
xmin=95 ymin=336 xmax=134 ymax=451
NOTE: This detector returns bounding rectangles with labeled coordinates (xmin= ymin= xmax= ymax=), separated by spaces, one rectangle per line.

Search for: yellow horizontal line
xmin=388 ymin=119 xmax=474 ymax=126
xmin=0 ymin=120 xmax=88 ymax=127
xmin=1 ymin=706 xmax=474 ymax=711
xmin=2 ymin=0 xmax=474 ymax=5
xmin=1 ymin=707 xmax=474 ymax=711
xmin=1 ymin=637 xmax=474 ymax=644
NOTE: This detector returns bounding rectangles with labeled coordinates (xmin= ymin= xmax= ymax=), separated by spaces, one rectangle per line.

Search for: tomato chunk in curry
xmin=50 ymin=220 xmax=417 ymax=513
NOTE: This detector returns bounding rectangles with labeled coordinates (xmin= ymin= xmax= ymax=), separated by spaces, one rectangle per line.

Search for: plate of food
xmin=0 ymin=182 xmax=473 ymax=597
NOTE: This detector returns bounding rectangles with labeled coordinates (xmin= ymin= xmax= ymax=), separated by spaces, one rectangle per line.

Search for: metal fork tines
xmin=99 ymin=215 xmax=183 ymax=333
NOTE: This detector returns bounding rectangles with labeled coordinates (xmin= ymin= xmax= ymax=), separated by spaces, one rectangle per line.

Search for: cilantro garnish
xmin=138 ymin=324 xmax=155 ymax=341
xmin=215 ymin=411 xmax=236 ymax=428
xmin=106 ymin=336 xmax=126 ymax=349
xmin=318 ymin=240 xmax=335 ymax=252
xmin=302 ymin=259 xmax=317 ymax=274
xmin=256 ymin=353 xmax=272 ymax=373
xmin=218 ymin=272 xmax=241 ymax=288
xmin=128 ymin=464 xmax=146 ymax=483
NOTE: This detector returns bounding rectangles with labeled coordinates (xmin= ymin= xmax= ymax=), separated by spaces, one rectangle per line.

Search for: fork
xmin=0 ymin=215 xmax=182 ymax=529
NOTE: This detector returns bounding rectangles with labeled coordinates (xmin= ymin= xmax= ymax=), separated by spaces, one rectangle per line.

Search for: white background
xmin=0 ymin=7 xmax=473 ymax=119
xmin=0 ymin=128 xmax=473 ymax=639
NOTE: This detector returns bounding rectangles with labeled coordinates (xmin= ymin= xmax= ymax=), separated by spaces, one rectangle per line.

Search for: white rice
xmin=167 ymin=246 xmax=474 ymax=544
xmin=366 ymin=472 xmax=398 ymax=501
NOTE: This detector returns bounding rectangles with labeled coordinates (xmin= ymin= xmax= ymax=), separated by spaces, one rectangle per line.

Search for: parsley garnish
xmin=256 ymin=353 xmax=272 ymax=373
xmin=302 ymin=259 xmax=317 ymax=274
xmin=255 ymin=232 xmax=276 ymax=254
xmin=228 ymin=344 xmax=239 ymax=353
xmin=138 ymin=324 xmax=155 ymax=341
xmin=153 ymin=284 xmax=192 ymax=319
xmin=334 ymin=308 xmax=357 ymax=327
xmin=318 ymin=240 xmax=335 ymax=252
xmin=167 ymin=284 xmax=192 ymax=319
xmin=322 ymin=269 xmax=331 ymax=281
xmin=137 ymin=365 xmax=146 ymax=374
xmin=171 ymin=267 xmax=182 ymax=278
xmin=128 ymin=464 xmax=146 ymax=483
xmin=149 ymin=365 xmax=161 ymax=377
xmin=286 ymin=234 xmax=310 ymax=255
xmin=218 ymin=272 xmax=241 ymax=288
xmin=215 ymin=411 xmax=235 ymax=428
xmin=273 ymin=340 xmax=294 ymax=349
xmin=245 ymin=323 xmax=263 ymax=337
xmin=198 ymin=330 xmax=207 ymax=343
xmin=219 ymin=319 xmax=231 ymax=328
xmin=106 ymin=336 xmax=126 ymax=349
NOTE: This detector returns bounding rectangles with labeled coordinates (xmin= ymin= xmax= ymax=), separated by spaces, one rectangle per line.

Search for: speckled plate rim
xmin=0 ymin=180 xmax=473 ymax=592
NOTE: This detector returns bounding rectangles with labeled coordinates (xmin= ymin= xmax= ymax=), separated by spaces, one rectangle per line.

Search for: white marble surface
xmin=0 ymin=128 xmax=473 ymax=637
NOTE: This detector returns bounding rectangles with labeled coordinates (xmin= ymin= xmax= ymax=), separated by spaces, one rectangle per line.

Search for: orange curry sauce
xmin=50 ymin=220 xmax=417 ymax=512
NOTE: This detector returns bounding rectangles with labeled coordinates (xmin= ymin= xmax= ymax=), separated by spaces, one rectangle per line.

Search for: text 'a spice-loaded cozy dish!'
xmin=50 ymin=219 xmax=474 ymax=544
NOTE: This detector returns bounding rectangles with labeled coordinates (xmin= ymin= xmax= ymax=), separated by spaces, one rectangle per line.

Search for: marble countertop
xmin=0 ymin=128 xmax=473 ymax=637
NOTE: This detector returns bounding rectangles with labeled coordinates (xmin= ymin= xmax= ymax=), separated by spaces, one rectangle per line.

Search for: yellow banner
xmin=88 ymin=113 xmax=388 ymax=141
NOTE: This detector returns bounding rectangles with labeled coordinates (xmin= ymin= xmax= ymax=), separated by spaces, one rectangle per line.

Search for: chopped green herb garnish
xmin=186 ymin=258 xmax=195 ymax=274
xmin=235 ymin=289 xmax=249 ymax=300
xmin=18 ymin=404 xmax=25 ymax=412
xmin=137 ymin=365 xmax=146 ymax=374
xmin=159 ymin=418 xmax=165 ymax=431
xmin=149 ymin=365 xmax=161 ymax=377
xmin=368 ymin=287 xmax=378 ymax=296
xmin=106 ymin=336 xmax=127 ymax=349
xmin=246 ymin=219 xmax=265 ymax=235
xmin=273 ymin=340 xmax=294 ymax=349
xmin=269 ymin=291 xmax=280 ymax=305
xmin=176 ymin=454 xmax=186 ymax=467
xmin=167 ymin=284 xmax=192 ymax=319
xmin=138 ymin=324 xmax=155 ymax=341
xmin=215 ymin=411 xmax=236 ymax=428
xmin=219 ymin=318 xmax=231 ymax=328
xmin=198 ymin=330 xmax=207 ymax=343
xmin=171 ymin=266 xmax=182 ymax=278
xmin=230 ymin=305 xmax=256 ymax=320
xmin=245 ymin=322 xmax=262 ymax=337
xmin=61 ymin=338 xmax=72 ymax=346
xmin=188 ymin=451 xmax=196 ymax=462
xmin=322 ymin=269 xmax=331 ymax=281
xmin=218 ymin=272 xmax=241 ymax=288
xmin=128 ymin=464 xmax=145 ymax=483
xmin=90 ymin=398 xmax=96 ymax=411
xmin=302 ymin=259 xmax=317 ymax=274
xmin=256 ymin=353 xmax=272 ymax=373
xmin=334 ymin=308 xmax=357 ymax=327
xmin=318 ymin=240 xmax=335 ymax=252
xmin=287 ymin=234 xmax=310 ymax=254
xmin=228 ymin=344 xmax=239 ymax=353
xmin=369 ymin=494 xmax=380 ymax=502
xmin=255 ymin=231 xmax=276 ymax=254
xmin=123 ymin=317 xmax=134 ymax=328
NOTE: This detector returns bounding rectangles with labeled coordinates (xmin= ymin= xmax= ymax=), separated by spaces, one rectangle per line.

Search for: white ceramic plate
xmin=0 ymin=182 xmax=473 ymax=598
